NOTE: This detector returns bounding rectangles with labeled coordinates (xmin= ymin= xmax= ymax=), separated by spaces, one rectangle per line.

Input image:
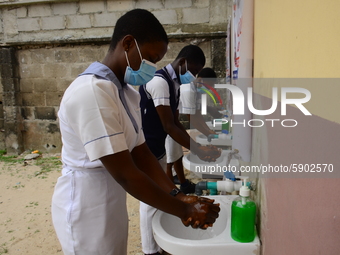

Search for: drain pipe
xmin=195 ymin=181 xmax=219 ymax=195
xmin=195 ymin=181 xmax=207 ymax=196
xmin=195 ymin=179 xmax=246 ymax=196
xmin=195 ymin=181 xmax=229 ymax=196
xmin=207 ymin=134 xmax=218 ymax=142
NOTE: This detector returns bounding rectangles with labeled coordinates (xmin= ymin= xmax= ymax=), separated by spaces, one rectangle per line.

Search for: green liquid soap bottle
xmin=231 ymin=177 xmax=256 ymax=243
xmin=221 ymin=114 xmax=230 ymax=133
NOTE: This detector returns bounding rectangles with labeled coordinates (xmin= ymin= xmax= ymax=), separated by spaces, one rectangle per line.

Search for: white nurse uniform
xmin=52 ymin=62 xmax=145 ymax=255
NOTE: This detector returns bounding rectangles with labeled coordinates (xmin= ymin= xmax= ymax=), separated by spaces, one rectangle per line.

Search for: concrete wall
xmin=253 ymin=1 xmax=340 ymax=254
xmin=0 ymin=0 xmax=231 ymax=154
xmin=0 ymin=0 xmax=229 ymax=44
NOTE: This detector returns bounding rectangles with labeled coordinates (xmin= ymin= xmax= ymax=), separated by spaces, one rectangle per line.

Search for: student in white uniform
xmin=51 ymin=9 xmax=220 ymax=255
xmin=166 ymin=67 xmax=221 ymax=186
xmin=139 ymin=46 xmax=222 ymax=255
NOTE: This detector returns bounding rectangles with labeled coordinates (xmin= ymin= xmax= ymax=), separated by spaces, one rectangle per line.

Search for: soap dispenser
xmin=221 ymin=114 xmax=230 ymax=133
xmin=231 ymin=177 xmax=256 ymax=242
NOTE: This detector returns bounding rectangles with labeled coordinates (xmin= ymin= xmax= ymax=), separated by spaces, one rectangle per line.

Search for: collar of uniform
xmin=80 ymin=61 xmax=126 ymax=90
xmin=165 ymin=63 xmax=178 ymax=82
xmin=165 ymin=63 xmax=181 ymax=91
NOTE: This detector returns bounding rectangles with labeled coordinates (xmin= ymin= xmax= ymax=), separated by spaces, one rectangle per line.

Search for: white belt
xmin=62 ymin=166 xmax=106 ymax=175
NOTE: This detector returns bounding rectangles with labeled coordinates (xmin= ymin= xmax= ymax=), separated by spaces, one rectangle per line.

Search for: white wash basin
xmin=205 ymin=121 xmax=222 ymax=131
xmin=152 ymin=195 xmax=260 ymax=255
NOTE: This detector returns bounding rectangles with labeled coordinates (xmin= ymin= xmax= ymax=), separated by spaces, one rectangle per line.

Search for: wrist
xmin=191 ymin=142 xmax=201 ymax=154
xmin=176 ymin=191 xmax=187 ymax=200
xmin=169 ymin=187 xmax=182 ymax=197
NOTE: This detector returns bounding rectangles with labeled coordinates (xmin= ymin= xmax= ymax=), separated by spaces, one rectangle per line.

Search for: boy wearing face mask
xmin=139 ymin=45 xmax=221 ymax=255
xmin=51 ymin=9 xmax=220 ymax=255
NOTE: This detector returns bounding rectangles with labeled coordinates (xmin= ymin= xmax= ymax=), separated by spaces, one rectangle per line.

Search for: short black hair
xmin=110 ymin=9 xmax=168 ymax=50
xmin=198 ymin=67 xmax=217 ymax=78
xmin=175 ymin=45 xmax=206 ymax=67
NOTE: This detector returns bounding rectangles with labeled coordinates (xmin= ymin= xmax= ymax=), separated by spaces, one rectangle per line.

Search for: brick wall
xmin=1 ymin=0 xmax=229 ymax=44
xmin=17 ymin=44 xmax=108 ymax=153
xmin=0 ymin=0 xmax=231 ymax=154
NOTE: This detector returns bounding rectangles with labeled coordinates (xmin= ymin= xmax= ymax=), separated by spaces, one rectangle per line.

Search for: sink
xmin=152 ymin=195 xmax=260 ymax=255
xmin=205 ymin=121 xmax=222 ymax=131
xmin=183 ymin=150 xmax=240 ymax=178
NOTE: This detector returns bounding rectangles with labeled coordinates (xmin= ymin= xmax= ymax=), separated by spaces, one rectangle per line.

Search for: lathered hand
xmin=181 ymin=199 xmax=220 ymax=229
xmin=196 ymin=145 xmax=222 ymax=162
xmin=178 ymin=194 xmax=215 ymax=205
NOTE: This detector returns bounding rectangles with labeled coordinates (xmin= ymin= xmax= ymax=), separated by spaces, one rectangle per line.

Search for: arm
xmin=174 ymin=109 xmax=191 ymax=135
xmin=186 ymin=112 xmax=216 ymax=137
xmin=132 ymin=139 xmax=220 ymax=229
xmin=100 ymin=144 xmax=220 ymax=227
xmin=207 ymin=105 xmax=223 ymax=119
xmin=178 ymin=83 xmax=215 ymax=138
xmin=157 ymin=106 xmax=221 ymax=161
xmin=100 ymin=148 xmax=184 ymax=218
xmin=155 ymin=105 xmax=201 ymax=155
xmin=131 ymin=142 xmax=179 ymax=193
xmin=146 ymin=78 xmax=216 ymax=160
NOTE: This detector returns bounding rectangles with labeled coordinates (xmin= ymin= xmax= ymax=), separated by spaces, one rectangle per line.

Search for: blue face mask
xmin=179 ymin=60 xmax=196 ymax=84
xmin=124 ymin=39 xmax=157 ymax=86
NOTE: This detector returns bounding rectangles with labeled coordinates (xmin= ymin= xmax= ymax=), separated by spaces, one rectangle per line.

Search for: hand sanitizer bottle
xmin=221 ymin=114 xmax=230 ymax=133
xmin=231 ymin=177 xmax=256 ymax=242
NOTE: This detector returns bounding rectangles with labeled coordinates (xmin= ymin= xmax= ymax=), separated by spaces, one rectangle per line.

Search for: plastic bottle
xmin=221 ymin=114 xmax=230 ymax=133
xmin=231 ymin=177 xmax=256 ymax=242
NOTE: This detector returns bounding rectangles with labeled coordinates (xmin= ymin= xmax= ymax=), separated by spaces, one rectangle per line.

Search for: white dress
xmin=52 ymin=63 xmax=145 ymax=255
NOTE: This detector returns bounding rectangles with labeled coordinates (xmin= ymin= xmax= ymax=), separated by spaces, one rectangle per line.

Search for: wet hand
xmin=178 ymin=194 xmax=199 ymax=204
xmin=181 ymin=200 xmax=220 ymax=229
xmin=179 ymin=194 xmax=215 ymax=204
xmin=197 ymin=145 xmax=222 ymax=162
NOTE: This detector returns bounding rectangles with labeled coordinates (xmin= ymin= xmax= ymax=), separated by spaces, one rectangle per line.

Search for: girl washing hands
xmin=51 ymin=9 xmax=220 ymax=255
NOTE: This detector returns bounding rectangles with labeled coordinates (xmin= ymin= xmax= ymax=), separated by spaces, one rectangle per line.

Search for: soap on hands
xmin=178 ymin=195 xmax=220 ymax=229
xmin=181 ymin=198 xmax=221 ymax=229
xmin=197 ymin=145 xmax=222 ymax=162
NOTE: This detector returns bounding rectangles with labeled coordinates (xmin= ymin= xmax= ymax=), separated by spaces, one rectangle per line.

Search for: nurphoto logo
xmin=201 ymin=84 xmax=312 ymax=128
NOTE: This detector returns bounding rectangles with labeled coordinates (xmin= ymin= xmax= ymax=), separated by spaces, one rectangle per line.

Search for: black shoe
xmin=180 ymin=179 xmax=196 ymax=194
xmin=144 ymin=252 xmax=162 ymax=255
xmin=173 ymin=175 xmax=181 ymax=185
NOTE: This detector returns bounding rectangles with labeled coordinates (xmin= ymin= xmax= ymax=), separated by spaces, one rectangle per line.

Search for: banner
xmin=232 ymin=0 xmax=244 ymax=81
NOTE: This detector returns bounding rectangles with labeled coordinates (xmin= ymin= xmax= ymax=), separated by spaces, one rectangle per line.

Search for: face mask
xmin=179 ymin=60 xmax=196 ymax=84
xmin=124 ymin=39 xmax=157 ymax=86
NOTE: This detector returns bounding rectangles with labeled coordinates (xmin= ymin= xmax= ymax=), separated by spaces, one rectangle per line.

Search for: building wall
xmin=0 ymin=0 xmax=231 ymax=153
xmin=253 ymin=1 xmax=340 ymax=254
xmin=17 ymin=44 xmax=107 ymax=152
xmin=0 ymin=0 xmax=229 ymax=45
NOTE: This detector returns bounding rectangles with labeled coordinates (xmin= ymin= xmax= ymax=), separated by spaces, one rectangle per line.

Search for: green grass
xmin=0 ymin=150 xmax=62 ymax=177
xmin=0 ymin=150 xmax=25 ymax=164
xmin=26 ymin=202 xmax=39 ymax=208
xmin=34 ymin=156 xmax=62 ymax=176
